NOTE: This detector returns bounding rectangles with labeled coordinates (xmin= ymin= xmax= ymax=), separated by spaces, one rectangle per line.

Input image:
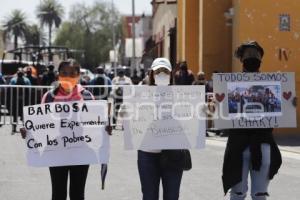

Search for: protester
xmin=0 ymin=73 xmax=6 ymax=84
xmin=139 ymin=69 xmax=151 ymax=85
xmin=80 ymin=75 xmax=90 ymax=85
xmin=174 ymin=61 xmax=195 ymax=85
xmin=193 ymin=71 xmax=210 ymax=91
xmin=140 ymin=68 xmax=146 ymax=80
xmin=0 ymin=73 xmax=6 ymax=127
xmin=112 ymin=69 xmax=132 ymax=85
xmin=90 ymin=66 xmax=112 ymax=100
xmin=221 ymin=41 xmax=290 ymax=200
xmin=108 ymin=71 xmax=115 ymax=81
xmin=25 ymin=67 xmax=38 ymax=85
xmin=131 ymin=69 xmax=141 ymax=85
xmin=111 ymin=69 xmax=132 ymax=126
xmin=9 ymin=69 xmax=31 ymax=85
xmin=20 ymin=59 xmax=112 ymax=200
xmin=9 ymin=69 xmax=31 ymax=133
xmin=137 ymin=58 xmax=185 ymax=200
xmin=192 ymin=72 xmax=211 ymax=136
xmin=42 ymin=64 xmax=57 ymax=86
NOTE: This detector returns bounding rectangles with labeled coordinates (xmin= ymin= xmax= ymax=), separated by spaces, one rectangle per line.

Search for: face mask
xmin=58 ymin=76 xmax=79 ymax=92
xmin=154 ymin=73 xmax=170 ymax=86
xmin=243 ymin=58 xmax=261 ymax=72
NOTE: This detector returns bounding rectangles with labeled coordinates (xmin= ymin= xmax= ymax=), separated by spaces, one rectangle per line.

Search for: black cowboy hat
xmin=234 ymin=41 xmax=264 ymax=60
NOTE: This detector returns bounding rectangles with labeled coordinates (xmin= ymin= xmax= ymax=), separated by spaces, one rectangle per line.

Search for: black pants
xmin=49 ymin=165 xmax=89 ymax=200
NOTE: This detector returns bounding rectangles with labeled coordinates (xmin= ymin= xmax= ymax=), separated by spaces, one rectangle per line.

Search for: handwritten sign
xmin=213 ymin=72 xmax=296 ymax=128
xmin=122 ymin=86 xmax=206 ymax=150
xmin=23 ymin=100 xmax=110 ymax=167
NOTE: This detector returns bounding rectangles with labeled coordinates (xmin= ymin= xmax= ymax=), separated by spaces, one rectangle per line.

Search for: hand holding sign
xmin=292 ymin=96 xmax=297 ymax=107
xmin=23 ymin=100 xmax=110 ymax=167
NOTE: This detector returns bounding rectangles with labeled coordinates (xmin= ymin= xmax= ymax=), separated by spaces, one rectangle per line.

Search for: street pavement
xmin=0 ymin=125 xmax=299 ymax=200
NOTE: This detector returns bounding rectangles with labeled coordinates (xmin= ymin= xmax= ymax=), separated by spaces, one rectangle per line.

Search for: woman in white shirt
xmin=137 ymin=58 xmax=184 ymax=200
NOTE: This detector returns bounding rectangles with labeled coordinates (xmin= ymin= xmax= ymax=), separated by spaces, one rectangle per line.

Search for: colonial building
xmin=177 ymin=0 xmax=300 ymax=133
xmin=150 ymin=0 xmax=177 ymax=67
xmin=0 ymin=30 xmax=4 ymax=58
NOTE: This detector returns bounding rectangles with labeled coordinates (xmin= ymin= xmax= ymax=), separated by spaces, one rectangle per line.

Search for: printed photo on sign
xmin=213 ymin=72 xmax=296 ymax=129
xmin=227 ymin=82 xmax=282 ymax=118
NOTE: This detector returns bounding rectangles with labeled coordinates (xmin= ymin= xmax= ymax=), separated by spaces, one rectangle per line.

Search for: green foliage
xmin=24 ymin=24 xmax=46 ymax=46
xmin=37 ymin=0 xmax=64 ymax=46
xmin=2 ymin=9 xmax=28 ymax=49
xmin=54 ymin=1 xmax=122 ymax=69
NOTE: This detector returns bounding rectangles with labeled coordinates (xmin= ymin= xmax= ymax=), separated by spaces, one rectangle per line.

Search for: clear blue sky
xmin=0 ymin=0 xmax=152 ymax=24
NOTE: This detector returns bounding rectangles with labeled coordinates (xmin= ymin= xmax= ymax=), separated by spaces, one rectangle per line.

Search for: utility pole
xmin=112 ymin=0 xmax=117 ymax=76
xmin=131 ymin=0 xmax=136 ymax=75
xmin=39 ymin=0 xmax=43 ymax=46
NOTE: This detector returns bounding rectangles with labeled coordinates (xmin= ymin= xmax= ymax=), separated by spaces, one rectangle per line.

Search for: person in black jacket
xmin=222 ymin=41 xmax=290 ymax=200
xmin=174 ymin=61 xmax=195 ymax=85
xmin=42 ymin=65 xmax=57 ymax=86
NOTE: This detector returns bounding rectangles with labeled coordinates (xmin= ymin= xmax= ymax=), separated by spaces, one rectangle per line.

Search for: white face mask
xmin=154 ymin=73 xmax=170 ymax=86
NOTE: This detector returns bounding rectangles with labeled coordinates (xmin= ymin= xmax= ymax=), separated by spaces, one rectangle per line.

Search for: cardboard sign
xmin=122 ymin=86 xmax=206 ymax=150
xmin=23 ymin=100 xmax=110 ymax=167
xmin=213 ymin=72 xmax=296 ymax=129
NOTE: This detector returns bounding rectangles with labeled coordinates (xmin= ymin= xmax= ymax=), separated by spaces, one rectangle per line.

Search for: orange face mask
xmin=58 ymin=76 xmax=79 ymax=92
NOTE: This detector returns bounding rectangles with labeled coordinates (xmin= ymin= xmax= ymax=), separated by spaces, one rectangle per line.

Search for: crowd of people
xmin=0 ymin=59 xmax=213 ymax=128
xmin=228 ymin=87 xmax=282 ymax=114
xmin=1 ymin=41 xmax=296 ymax=200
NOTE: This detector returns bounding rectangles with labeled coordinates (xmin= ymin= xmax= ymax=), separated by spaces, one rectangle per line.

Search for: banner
xmin=23 ymin=100 xmax=110 ymax=167
xmin=213 ymin=72 xmax=296 ymax=128
xmin=122 ymin=86 xmax=206 ymax=150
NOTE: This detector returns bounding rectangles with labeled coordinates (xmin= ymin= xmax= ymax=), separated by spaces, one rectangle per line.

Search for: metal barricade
xmin=0 ymin=85 xmax=220 ymax=134
xmin=0 ymin=85 xmax=52 ymax=126
xmin=0 ymin=85 xmax=118 ymax=127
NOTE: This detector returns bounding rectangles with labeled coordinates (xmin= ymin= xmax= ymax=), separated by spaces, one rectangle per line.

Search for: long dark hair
xmin=148 ymin=69 xmax=173 ymax=86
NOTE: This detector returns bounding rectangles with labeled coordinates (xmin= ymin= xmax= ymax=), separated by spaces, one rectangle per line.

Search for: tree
xmin=37 ymin=0 xmax=64 ymax=46
xmin=24 ymin=24 xmax=46 ymax=46
xmin=2 ymin=9 xmax=28 ymax=49
xmin=55 ymin=2 xmax=122 ymax=69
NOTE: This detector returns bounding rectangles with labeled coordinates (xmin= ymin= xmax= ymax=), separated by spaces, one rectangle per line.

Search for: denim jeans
xmin=230 ymin=144 xmax=271 ymax=200
xmin=138 ymin=150 xmax=183 ymax=200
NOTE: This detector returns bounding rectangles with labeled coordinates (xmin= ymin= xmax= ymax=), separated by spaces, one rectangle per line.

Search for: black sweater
xmin=222 ymin=128 xmax=282 ymax=194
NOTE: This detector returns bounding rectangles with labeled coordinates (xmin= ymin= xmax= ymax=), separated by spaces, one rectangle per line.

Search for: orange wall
xmin=177 ymin=0 xmax=184 ymax=62
xmin=184 ymin=0 xmax=200 ymax=74
xmin=0 ymin=31 xmax=3 ymax=57
xmin=233 ymin=0 xmax=300 ymax=133
xmin=202 ymin=0 xmax=232 ymax=79
xmin=177 ymin=0 xmax=232 ymax=78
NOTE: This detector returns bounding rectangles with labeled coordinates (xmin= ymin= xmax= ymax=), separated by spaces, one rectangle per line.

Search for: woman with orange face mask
xmin=21 ymin=59 xmax=112 ymax=200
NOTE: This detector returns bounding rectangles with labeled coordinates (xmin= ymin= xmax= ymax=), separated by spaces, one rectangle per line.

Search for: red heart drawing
xmin=283 ymin=91 xmax=292 ymax=100
xmin=215 ymin=93 xmax=225 ymax=102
